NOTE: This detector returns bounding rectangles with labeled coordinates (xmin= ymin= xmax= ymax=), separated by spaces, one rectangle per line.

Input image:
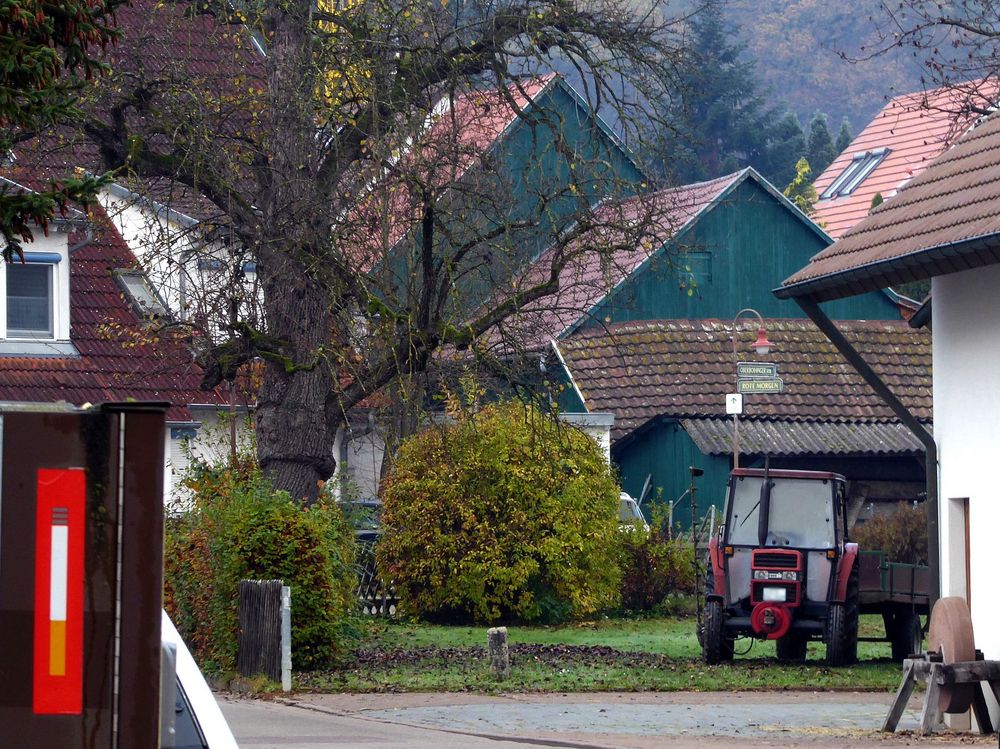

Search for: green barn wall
xmin=387 ymin=81 xmax=646 ymax=315
xmin=613 ymin=419 xmax=732 ymax=530
xmin=588 ymin=178 xmax=899 ymax=325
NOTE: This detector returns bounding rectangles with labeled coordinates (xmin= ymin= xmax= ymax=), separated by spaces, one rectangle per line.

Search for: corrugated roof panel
xmin=681 ymin=418 xmax=926 ymax=457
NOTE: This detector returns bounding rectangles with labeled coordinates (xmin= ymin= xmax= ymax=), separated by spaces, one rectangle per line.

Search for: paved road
xmin=220 ymin=691 xmax=998 ymax=748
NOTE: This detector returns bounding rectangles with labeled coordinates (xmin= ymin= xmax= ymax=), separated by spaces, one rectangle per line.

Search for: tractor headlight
xmin=753 ymin=570 xmax=800 ymax=581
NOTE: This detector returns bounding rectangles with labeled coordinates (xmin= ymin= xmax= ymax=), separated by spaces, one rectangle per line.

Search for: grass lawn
xmin=297 ymin=614 xmax=907 ymax=694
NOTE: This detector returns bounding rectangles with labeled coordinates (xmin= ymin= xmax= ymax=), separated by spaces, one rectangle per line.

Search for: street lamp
xmin=731 ymin=308 xmax=773 ymax=469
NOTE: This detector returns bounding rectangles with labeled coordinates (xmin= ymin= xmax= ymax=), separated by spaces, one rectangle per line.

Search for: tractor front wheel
xmin=703 ymin=599 xmax=734 ymax=664
xmin=825 ymin=569 xmax=859 ymax=666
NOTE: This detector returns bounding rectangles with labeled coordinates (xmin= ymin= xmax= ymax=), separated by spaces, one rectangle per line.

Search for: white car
xmin=162 ymin=611 xmax=239 ymax=748
xmin=618 ymin=492 xmax=650 ymax=532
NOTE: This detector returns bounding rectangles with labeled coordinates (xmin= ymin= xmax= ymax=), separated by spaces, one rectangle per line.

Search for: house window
xmin=7 ymin=262 xmax=53 ymax=336
xmin=820 ymin=148 xmax=891 ymax=200
xmin=2 ymin=250 xmax=67 ymax=342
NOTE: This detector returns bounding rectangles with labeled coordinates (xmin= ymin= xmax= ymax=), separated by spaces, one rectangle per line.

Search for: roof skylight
xmin=115 ymin=271 xmax=169 ymax=319
xmin=820 ymin=148 xmax=890 ymax=200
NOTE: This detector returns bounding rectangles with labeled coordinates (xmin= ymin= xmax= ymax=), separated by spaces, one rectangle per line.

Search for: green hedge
xmin=378 ymin=401 xmax=622 ymax=624
xmin=164 ymin=456 xmax=358 ymax=672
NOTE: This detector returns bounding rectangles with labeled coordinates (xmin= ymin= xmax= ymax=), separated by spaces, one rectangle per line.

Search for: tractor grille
xmin=753 ymin=551 xmax=798 ymax=569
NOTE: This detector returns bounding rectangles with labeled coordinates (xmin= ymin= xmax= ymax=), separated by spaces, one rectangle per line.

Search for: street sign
xmin=737 ymin=378 xmax=784 ymax=394
xmin=736 ymin=362 xmax=778 ymax=379
xmin=725 ymin=393 xmax=743 ymax=415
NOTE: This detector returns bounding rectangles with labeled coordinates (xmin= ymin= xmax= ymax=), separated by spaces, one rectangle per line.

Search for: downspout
xmin=794 ymin=294 xmax=939 ymax=607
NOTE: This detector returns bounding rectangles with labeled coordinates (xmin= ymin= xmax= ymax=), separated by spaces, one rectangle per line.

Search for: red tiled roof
xmin=811 ymin=82 xmax=997 ymax=239
xmin=0 ymin=210 xmax=226 ymax=420
xmin=8 ymin=0 xmax=263 ymax=223
xmin=781 ymin=109 xmax=1000 ymax=301
xmin=556 ymin=318 xmax=931 ymax=442
xmin=483 ymin=171 xmax=746 ymax=353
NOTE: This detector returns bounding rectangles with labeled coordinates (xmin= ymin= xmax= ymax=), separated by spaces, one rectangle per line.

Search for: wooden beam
xmin=882 ymin=659 xmax=916 ymax=732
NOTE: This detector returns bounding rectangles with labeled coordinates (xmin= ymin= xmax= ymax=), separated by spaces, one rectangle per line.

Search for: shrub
xmin=377 ymin=400 xmax=622 ymax=624
xmin=164 ymin=456 xmax=358 ymax=672
xmin=619 ymin=508 xmax=696 ymax=612
xmin=852 ymin=503 xmax=928 ymax=565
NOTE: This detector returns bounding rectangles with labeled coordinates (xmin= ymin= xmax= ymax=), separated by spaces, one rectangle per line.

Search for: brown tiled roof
xmin=557 ymin=319 xmax=931 ymax=442
xmin=7 ymin=0 xmax=263 ymax=223
xmin=0 ymin=210 xmax=227 ymax=421
xmin=780 ymin=109 xmax=1000 ymax=302
xmin=811 ymin=83 xmax=996 ymax=239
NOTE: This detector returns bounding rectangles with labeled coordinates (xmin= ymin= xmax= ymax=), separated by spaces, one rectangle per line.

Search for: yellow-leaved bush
xmin=377 ymin=401 xmax=622 ymax=624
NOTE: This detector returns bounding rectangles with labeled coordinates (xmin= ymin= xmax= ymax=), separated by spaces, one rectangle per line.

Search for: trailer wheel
xmin=775 ymin=633 xmax=807 ymax=661
xmin=889 ymin=611 xmax=922 ymax=662
xmin=825 ymin=568 xmax=859 ymax=666
xmin=703 ymin=599 xmax=734 ymax=664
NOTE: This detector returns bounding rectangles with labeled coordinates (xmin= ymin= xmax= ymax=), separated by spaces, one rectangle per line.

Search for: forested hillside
xmin=722 ymin=0 xmax=927 ymax=132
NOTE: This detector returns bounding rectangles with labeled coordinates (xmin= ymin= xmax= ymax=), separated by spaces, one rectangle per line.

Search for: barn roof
xmin=780 ymin=109 xmax=1000 ymax=302
xmin=556 ymin=318 xmax=931 ymax=446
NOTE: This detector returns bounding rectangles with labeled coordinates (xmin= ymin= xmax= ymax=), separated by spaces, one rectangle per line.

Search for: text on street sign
xmin=737 ymin=378 xmax=783 ymax=394
xmin=736 ymin=362 xmax=778 ymax=379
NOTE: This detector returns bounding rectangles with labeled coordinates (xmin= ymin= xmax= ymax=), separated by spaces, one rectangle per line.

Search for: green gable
xmin=386 ymin=79 xmax=647 ymax=315
xmin=580 ymin=175 xmax=899 ymax=327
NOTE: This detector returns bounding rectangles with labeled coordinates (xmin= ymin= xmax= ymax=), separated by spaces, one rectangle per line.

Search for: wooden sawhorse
xmin=883 ymin=654 xmax=1000 ymax=735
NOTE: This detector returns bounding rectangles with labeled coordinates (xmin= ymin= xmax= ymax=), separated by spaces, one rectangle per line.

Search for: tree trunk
xmin=256 ymin=359 xmax=339 ymax=505
xmin=253 ymin=1 xmax=341 ymax=505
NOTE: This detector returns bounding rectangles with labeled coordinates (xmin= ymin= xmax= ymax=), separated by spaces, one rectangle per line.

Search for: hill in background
xmin=724 ymin=0 xmax=928 ymax=133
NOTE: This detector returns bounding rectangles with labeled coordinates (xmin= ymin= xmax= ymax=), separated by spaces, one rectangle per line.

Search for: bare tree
xmin=23 ymin=0 xmax=692 ymax=502
xmin=865 ymin=1 xmax=1000 ymax=120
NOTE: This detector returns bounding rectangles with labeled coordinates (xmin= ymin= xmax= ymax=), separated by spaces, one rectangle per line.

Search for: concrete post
xmin=487 ymin=627 xmax=509 ymax=680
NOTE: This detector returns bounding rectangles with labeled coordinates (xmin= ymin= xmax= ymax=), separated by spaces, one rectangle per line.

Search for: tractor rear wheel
xmin=825 ymin=567 xmax=859 ymax=666
xmin=775 ymin=632 xmax=808 ymax=661
xmin=889 ymin=610 xmax=923 ymax=662
xmin=703 ymin=599 xmax=734 ymax=664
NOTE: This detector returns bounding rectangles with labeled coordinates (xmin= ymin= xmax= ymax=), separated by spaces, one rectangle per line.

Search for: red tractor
xmin=703 ymin=466 xmax=927 ymax=666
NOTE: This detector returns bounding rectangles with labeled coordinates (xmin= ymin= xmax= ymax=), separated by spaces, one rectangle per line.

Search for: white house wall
xmin=164 ymin=409 xmax=255 ymax=508
xmin=99 ymin=192 xmax=195 ymax=316
xmin=933 ymin=264 xmax=1000 ymax=659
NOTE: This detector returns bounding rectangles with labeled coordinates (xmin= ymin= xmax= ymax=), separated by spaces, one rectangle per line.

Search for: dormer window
xmin=820 ymin=148 xmax=891 ymax=200
xmin=0 ymin=247 xmax=70 ymax=344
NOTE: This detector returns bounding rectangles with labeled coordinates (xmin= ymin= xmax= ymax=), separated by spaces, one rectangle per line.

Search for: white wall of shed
xmin=342 ymin=429 xmax=385 ymax=500
xmin=933 ymin=264 xmax=1000 ymax=661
